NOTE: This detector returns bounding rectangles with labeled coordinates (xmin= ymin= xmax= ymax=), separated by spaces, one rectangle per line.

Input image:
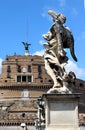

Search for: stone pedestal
xmin=43 ymin=94 xmax=80 ymax=130
xmin=24 ymin=50 xmax=29 ymax=56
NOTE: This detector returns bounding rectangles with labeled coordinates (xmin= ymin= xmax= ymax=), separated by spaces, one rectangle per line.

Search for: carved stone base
xmin=43 ymin=93 xmax=80 ymax=130
xmin=47 ymin=86 xmax=72 ymax=94
xmin=25 ymin=50 xmax=29 ymax=56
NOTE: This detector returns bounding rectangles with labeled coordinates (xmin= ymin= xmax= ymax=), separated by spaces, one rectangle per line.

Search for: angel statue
xmin=22 ymin=42 xmax=31 ymax=56
xmin=43 ymin=10 xmax=77 ymax=94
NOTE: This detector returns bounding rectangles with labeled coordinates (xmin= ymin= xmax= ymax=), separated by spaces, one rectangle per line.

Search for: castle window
xmin=40 ymin=79 xmax=43 ymax=83
xmin=38 ymin=65 xmax=42 ymax=72
xmin=17 ymin=76 xmax=21 ymax=82
xmin=27 ymin=75 xmax=32 ymax=82
xmin=38 ymin=65 xmax=42 ymax=78
xmin=31 ymin=58 xmax=33 ymax=61
xmin=48 ymin=80 xmax=52 ymax=83
xmin=22 ymin=76 xmax=26 ymax=82
xmin=7 ymin=72 xmax=10 ymax=78
xmin=7 ymin=65 xmax=11 ymax=72
xmin=28 ymin=65 xmax=31 ymax=72
xmin=80 ymin=83 xmax=83 ymax=87
xmin=17 ymin=75 xmax=32 ymax=82
xmin=17 ymin=65 xmax=21 ymax=72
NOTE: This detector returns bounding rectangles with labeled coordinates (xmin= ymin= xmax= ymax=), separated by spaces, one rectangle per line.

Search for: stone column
xmin=43 ymin=93 xmax=80 ymax=130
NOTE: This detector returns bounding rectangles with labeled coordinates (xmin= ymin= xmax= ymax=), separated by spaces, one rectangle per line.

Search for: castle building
xmin=0 ymin=51 xmax=52 ymax=130
xmin=0 ymin=45 xmax=85 ymax=129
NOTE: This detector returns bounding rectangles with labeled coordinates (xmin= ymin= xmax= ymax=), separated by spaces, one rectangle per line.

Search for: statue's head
xmin=48 ymin=10 xmax=66 ymax=24
xmin=57 ymin=14 xmax=66 ymax=24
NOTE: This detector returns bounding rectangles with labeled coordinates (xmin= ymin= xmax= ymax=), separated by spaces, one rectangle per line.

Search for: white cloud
xmin=65 ymin=60 xmax=85 ymax=80
xmin=41 ymin=6 xmax=53 ymax=22
xmin=32 ymin=40 xmax=45 ymax=56
xmin=39 ymin=39 xmax=45 ymax=45
xmin=71 ymin=8 xmax=78 ymax=16
xmin=58 ymin=0 xmax=66 ymax=7
xmin=81 ymin=31 xmax=85 ymax=39
xmin=84 ymin=0 xmax=85 ymax=9
xmin=0 ymin=58 xmax=3 ymax=74
xmin=41 ymin=6 xmax=49 ymax=18
xmin=33 ymin=49 xmax=45 ymax=56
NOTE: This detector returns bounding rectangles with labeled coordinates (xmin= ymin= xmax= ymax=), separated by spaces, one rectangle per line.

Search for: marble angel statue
xmin=43 ymin=10 xmax=77 ymax=94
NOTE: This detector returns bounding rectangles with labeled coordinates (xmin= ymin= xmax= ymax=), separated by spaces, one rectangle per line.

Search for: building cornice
xmin=0 ymin=83 xmax=52 ymax=90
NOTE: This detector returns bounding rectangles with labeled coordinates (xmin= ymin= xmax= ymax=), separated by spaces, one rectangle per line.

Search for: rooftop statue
xmin=22 ymin=42 xmax=31 ymax=51
xmin=43 ymin=10 xmax=77 ymax=94
xmin=22 ymin=42 xmax=31 ymax=56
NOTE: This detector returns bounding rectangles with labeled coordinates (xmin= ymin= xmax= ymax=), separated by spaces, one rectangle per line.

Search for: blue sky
xmin=0 ymin=0 xmax=85 ymax=80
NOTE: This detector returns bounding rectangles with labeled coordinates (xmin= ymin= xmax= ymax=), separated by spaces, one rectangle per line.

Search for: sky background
xmin=0 ymin=0 xmax=85 ymax=80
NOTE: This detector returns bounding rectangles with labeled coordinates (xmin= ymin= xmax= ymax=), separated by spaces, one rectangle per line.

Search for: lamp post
xmin=37 ymin=96 xmax=42 ymax=130
xmin=35 ymin=96 xmax=45 ymax=130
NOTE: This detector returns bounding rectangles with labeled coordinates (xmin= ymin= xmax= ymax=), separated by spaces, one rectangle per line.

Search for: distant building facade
xmin=0 ymin=54 xmax=52 ymax=129
xmin=0 ymin=54 xmax=85 ymax=129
